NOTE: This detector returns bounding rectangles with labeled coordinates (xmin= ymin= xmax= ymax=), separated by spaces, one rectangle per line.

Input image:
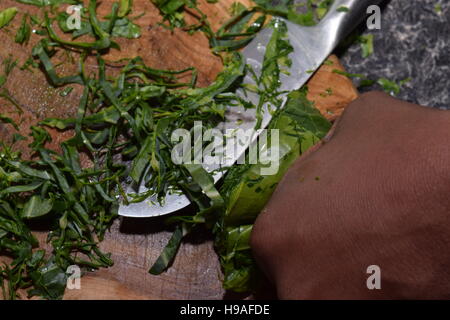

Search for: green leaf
xmin=28 ymin=259 xmax=67 ymax=300
xmin=0 ymin=114 xmax=19 ymax=130
xmin=434 ymin=4 xmax=442 ymax=14
xmin=118 ymin=0 xmax=132 ymax=17
xmin=358 ymin=34 xmax=374 ymax=58
xmin=377 ymin=77 xmax=401 ymax=95
xmin=22 ymin=196 xmax=53 ymax=219
xmin=15 ymin=0 xmax=81 ymax=7
xmin=219 ymin=224 xmax=255 ymax=292
xmin=6 ymin=161 xmax=53 ymax=181
xmin=0 ymin=228 xmax=7 ymax=239
xmin=130 ymin=136 xmax=152 ymax=184
xmin=1 ymin=181 xmax=43 ymax=195
xmin=332 ymin=69 xmax=366 ymax=79
xmin=253 ymin=0 xmax=333 ymax=26
xmin=184 ymin=163 xmax=224 ymax=211
xmin=32 ymin=42 xmax=84 ymax=86
xmin=14 ymin=0 xmax=45 ymax=6
xmin=43 ymin=0 xmax=116 ymax=51
xmin=112 ymin=18 xmax=141 ymax=39
xmin=337 ymin=6 xmax=349 ymax=12
xmin=0 ymin=7 xmax=18 ymax=29
xmin=27 ymin=250 xmax=45 ymax=268
xmin=149 ymin=225 xmax=185 ymax=274
xmin=15 ymin=14 xmax=31 ymax=44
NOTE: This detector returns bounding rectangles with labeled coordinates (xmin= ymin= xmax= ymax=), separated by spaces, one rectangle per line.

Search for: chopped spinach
xmin=0 ymin=7 xmax=18 ymax=29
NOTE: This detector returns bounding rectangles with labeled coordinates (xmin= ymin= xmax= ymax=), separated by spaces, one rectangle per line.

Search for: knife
xmin=119 ymin=0 xmax=383 ymax=218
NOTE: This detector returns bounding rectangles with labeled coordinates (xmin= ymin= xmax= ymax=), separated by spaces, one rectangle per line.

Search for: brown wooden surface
xmin=0 ymin=0 xmax=358 ymax=300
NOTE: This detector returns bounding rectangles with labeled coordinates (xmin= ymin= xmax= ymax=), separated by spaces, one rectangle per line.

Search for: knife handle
xmin=319 ymin=0 xmax=385 ymax=48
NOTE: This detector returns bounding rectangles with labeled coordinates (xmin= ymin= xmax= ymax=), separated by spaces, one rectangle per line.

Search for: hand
xmin=251 ymin=92 xmax=450 ymax=299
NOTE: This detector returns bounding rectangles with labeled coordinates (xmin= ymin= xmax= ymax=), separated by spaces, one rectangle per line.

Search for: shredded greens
xmin=15 ymin=14 xmax=31 ymax=44
xmin=0 ymin=7 xmax=18 ymax=29
xmin=0 ymin=0 xmax=403 ymax=299
xmin=358 ymin=34 xmax=374 ymax=58
xmin=332 ymin=69 xmax=408 ymax=96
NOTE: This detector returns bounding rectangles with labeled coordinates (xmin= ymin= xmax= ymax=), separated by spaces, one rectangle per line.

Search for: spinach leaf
xmin=111 ymin=18 xmax=141 ymax=39
xmin=21 ymin=196 xmax=53 ymax=219
xmin=377 ymin=77 xmax=401 ymax=95
xmin=118 ymin=0 xmax=132 ymax=17
xmin=148 ymin=225 xmax=185 ymax=274
xmin=15 ymin=0 xmax=80 ymax=7
xmin=15 ymin=14 xmax=31 ymax=44
xmin=358 ymin=34 xmax=374 ymax=58
xmin=0 ymin=7 xmax=18 ymax=29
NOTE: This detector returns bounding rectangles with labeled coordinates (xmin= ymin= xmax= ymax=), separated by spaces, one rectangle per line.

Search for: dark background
xmin=337 ymin=0 xmax=449 ymax=110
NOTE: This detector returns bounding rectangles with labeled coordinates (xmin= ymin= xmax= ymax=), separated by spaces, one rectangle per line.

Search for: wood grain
xmin=0 ymin=0 xmax=358 ymax=300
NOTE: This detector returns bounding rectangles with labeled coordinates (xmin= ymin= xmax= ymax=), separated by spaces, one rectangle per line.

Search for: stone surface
xmin=338 ymin=0 xmax=449 ymax=110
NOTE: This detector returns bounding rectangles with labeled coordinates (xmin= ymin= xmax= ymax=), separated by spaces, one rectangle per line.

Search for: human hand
xmin=251 ymin=91 xmax=450 ymax=299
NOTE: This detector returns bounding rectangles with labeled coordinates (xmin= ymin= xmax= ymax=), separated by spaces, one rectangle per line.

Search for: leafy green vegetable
xmin=333 ymin=69 xmax=405 ymax=96
xmin=14 ymin=0 xmax=80 ymax=7
xmin=118 ymin=0 xmax=132 ymax=17
xmin=377 ymin=77 xmax=401 ymax=95
xmin=434 ymin=4 xmax=442 ymax=14
xmin=337 ymin=6 xmax=349 ymax=12
xmin=149 ymin=224 xmax=186 ymax=274
xmin=215 ymin=89 xmax=331 ymax=291
xmin=15 ymin=14 xmax=31 ymax=44
xmin=32 ymin=41 xmax=84 ymax=85
xmin=0 ymin=7 xmax=18 ymax=29
xmin=57 ymin=4 xmax=141 ymax=40
xmin=254 ymin=0 xmax=333 ymax=26
xmin=27 ymin=259 xmax=68 ymax=299
xmin=44 ymin=0 xmax=117 ymax=51
xmin=21 ymin=195 xmax=53 ymax=219
xmin=59 ymin=86 xmax=74 ymax=97
xmin=332 ymin=69 xmax=366 ymax=79
xmin=358 ymin=34 xmax=374 ymax=58
xmin=211 ymin=7 xmax=266 ymax=53
xmin=0 ymin=114 xmax=19 ymax=130
xmin=151 ymin=0 xmax=188 ymax=29
xmin=111 ymin=18 xmax=141 ymax=39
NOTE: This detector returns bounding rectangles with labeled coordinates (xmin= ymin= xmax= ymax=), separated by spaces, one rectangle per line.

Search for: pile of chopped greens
xmin=0 ymin=0 xmax=403 ymax=299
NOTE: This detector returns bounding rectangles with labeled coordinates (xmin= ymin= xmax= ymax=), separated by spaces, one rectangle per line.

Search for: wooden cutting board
xmin=0 ymin=0 xmax=358 ymax=300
